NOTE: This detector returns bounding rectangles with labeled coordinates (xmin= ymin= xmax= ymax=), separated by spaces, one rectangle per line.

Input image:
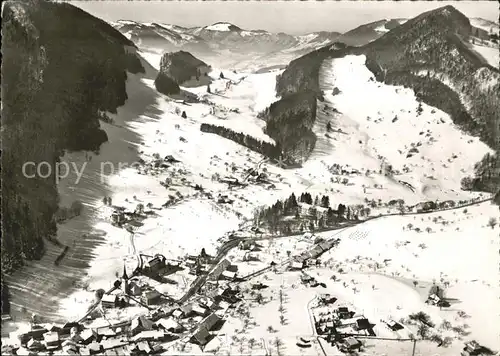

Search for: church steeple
xmin=122 ymin=263 xmax=129 ymax=280
xmin=122 ymin=262 xmax=130 ymax=297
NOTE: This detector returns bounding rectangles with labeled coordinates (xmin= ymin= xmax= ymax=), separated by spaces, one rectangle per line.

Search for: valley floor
xmin=3 ymin=51 xmax=498 ymax=356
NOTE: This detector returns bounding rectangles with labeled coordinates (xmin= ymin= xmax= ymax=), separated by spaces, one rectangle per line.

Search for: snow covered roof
xmin=101 ymin=294 xmax=117 ymax=303
xmin=80 ymin=329 xmax=95 ymax=341
xmin=344 ymin=337 xmax=361 ymax=347
xmin=43 ymin=331 xmax=59 ymax=343
xmin=156 ymin=317 xmax=181 ymax=330
xmin=221 ymin=270 xmax=236 ymax=279
xmin=132 ymin=330 xmax=165 ymax=342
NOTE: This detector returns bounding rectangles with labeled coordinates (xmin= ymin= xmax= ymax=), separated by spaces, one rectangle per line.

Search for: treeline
xmin=2 ymin=0 xmax=142 ymax=277
xmin=200 ymin=123 xmax=282 ymax=159
xmin=253 ymin=192 xmax=355 ymax=235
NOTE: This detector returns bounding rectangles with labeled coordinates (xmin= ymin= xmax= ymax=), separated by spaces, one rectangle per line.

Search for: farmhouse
xmin=101 ymin=294 xmax=118 ymax=309
xmin=156 ymin=317 xmax=184 ymax=333
xmin=27 ymin=338 xmax=43 ymax=351
xmin=190 ymin=327 xmax=211 ymax=348
xmin=209 ymin=259 xmax=231 ymax=281
xmin=339 ymin=337 xmax=362 ymax=353
xmin=289 ymin=260 xmax=305 ymax=271
xmin=192 ymin=303 xmax=209 ymax=317
xmin=200 ymin=313 xmax=223 ymax=332
xmin=386 ymin=319 xmax=404 ymax=331
xmin=221 ymin=270 xmax=237 ymax=280
xmin=198 ymin=296 xmax=218 ymax=310
xmin=335 ymin=307 xmax=354 ymax=319
xmin=130 ymin=315 xmax=154 ymax=335
xmin=79 ymin=329 xmax=96 ymax=345
xmin=61 ymin=340 xmax=78 ymax=354
xmin=355 ymin=318 xmax=376 ymax=336
xmin=172 ymin=309 xmax=183 ymax=319
xmin=142 ymin=290 xmax=161 ymax=306
xmin=43 ymin=331 xmax=60 ymax=350
xmin=143 ymin=256 xmax=167 ymax=275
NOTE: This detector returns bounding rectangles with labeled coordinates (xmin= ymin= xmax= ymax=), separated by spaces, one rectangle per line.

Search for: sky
xmin=72 ymin=0 xmax=499 ymax=35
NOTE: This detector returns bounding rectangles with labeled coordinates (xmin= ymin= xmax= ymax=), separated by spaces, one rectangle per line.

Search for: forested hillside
xmin=259 ymin=91 xmax=318 ymax=162
xmin=1 ymin=0 xmax=143 ymax=281
xmin=359 ymin=5 xmax=499 ymax=193
xmin=264 ymin=44 xmax=351 ymax=161
xmin=269 ymin=5 xmax=499 ymax=192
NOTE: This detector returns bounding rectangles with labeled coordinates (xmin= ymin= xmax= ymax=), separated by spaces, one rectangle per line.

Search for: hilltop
xmin=268 ymin=5 xmax=499 ymax=192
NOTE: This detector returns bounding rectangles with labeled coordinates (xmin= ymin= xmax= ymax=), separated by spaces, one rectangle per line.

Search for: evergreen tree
xmin=326 ymin=121 xmax=332 ymax=132
xmin=181 ymin=111 xmax=187 ymax=119
xmin=321 ymin=195 xmax=330 ymax=208
xmin=337 ymin=203 xmax=346 ymax=218
xmin=314 ymin=196 xmax=320 ymax=206
xmin=326 ymin=208 xmax=336 ymax=226
xmin=220 ymin=72 xmax=225 ymax=79
xmin=207 ymin=84 xmax=211 ymax=93
xmin=318 ymin=216 xmax=325 ymax=229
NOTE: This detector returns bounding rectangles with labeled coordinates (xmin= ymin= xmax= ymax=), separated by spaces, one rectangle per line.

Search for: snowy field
xmin=471 ymin=42 xmax=500 ymax=68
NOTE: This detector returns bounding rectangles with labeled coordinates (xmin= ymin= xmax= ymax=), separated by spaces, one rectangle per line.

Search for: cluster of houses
xmin=11 ymin=318 xmax=173 ymax=356
xmin=312 ymin=299 xmax=375 ymax=353
xmin=292 ymin=238 xmax=340 ymax=268
xmin=9 ymin=282 xmax=243 ymax=356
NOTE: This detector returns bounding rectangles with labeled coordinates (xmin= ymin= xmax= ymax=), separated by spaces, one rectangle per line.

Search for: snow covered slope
xmin=300 ymin=55 xmax=492 ymax=204
xmin=470 ymin=17 xmax=499 ymax=35
xmin=470 ymin=43 xmax=499 ymax=68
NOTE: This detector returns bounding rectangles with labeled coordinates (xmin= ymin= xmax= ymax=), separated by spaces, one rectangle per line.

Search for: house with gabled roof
xmin=43 ymin=331 xmax=60 ymax=350
xmin=155 ymin=317 xmax=184 ymax=333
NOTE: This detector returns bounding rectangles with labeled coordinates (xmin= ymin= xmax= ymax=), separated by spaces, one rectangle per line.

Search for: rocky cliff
xmin=1 ymin=0 xmax=143 ymax=279
xmin=155 ymin=50 xmax=211 ymax=95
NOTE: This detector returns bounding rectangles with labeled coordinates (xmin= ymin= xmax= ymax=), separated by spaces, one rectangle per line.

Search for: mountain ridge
xmin=113 ymin=20 xmax=341 ymax=58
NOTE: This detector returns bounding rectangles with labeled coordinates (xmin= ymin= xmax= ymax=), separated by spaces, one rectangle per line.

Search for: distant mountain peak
xmin=204 ymin=22 xmax=241 ymax=32
xmin=116 ymin=19 xmax=139 ymax=25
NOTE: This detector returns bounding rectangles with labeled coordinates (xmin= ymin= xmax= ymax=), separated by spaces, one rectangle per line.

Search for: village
xmin=3 ymin=218 xmax=496 ymax=356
